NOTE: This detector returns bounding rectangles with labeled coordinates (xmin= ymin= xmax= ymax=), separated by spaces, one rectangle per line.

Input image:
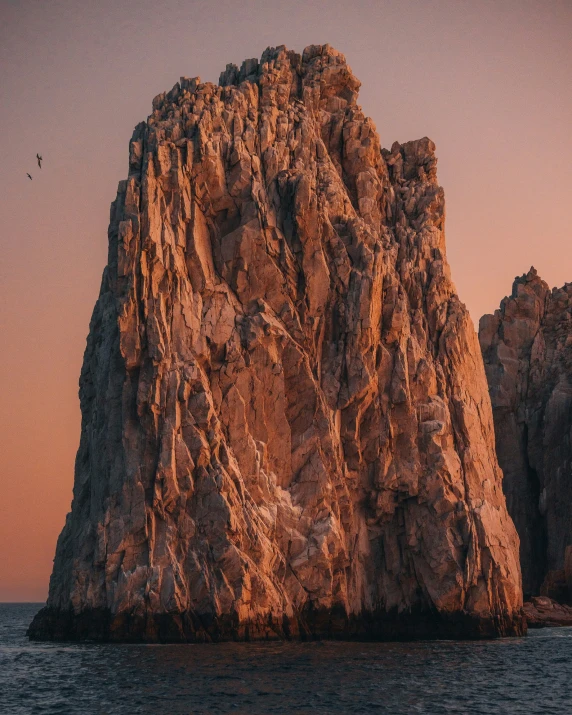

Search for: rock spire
xmin=29 ymin=44 xmax=523 ymax=642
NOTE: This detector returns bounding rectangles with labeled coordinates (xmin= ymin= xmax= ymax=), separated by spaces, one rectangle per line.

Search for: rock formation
xmin=523 ymin=597 xmax=572 ymax=628
xmin=29 ymin=44 xmax=524 ymax=642
xmin=480 ymin=268 xmax=572 ymax=600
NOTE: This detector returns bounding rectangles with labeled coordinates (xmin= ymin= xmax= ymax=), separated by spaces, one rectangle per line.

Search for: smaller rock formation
xmin=480 ymin=268 xmax=572 ymax=601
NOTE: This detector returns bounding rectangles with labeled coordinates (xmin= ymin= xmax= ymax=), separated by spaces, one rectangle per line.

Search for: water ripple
xmin=2 ymin=604 xmax=571 ymax=714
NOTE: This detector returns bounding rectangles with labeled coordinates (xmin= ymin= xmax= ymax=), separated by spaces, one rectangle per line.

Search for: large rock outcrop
xmin=29 ymin=44 xmax=524 ymax=642
xmin=480 ymin=268 xmax=572 ymax=599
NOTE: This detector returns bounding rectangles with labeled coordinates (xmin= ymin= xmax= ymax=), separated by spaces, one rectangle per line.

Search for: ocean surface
xmin=1 ymin=604 xmax=571 ymax=714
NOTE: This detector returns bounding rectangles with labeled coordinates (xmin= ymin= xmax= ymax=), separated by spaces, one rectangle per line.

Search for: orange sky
xmin=1 ymin=0 xmax=571 ymax=602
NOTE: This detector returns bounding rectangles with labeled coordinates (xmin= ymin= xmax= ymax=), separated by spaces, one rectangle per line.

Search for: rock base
xmin=524 ymin=597 xmax=572 ymax=628
xmin=28 ymin=606 xmax=526 ymax=643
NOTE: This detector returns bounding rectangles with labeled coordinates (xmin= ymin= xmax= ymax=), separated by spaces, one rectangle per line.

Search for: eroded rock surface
xmin=523 ymin=597 xmax=572 ymax=628
xmin=29 ymin=44 xmax=523 ymax=642
xmin=480 ymin=268 xmax=572 ymax=599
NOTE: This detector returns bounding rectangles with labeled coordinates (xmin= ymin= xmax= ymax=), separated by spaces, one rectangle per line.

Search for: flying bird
xmin=36 ymin=153 xmax=43 ymax=169
xmin=27 ymin=173 xmax=32 ymax=180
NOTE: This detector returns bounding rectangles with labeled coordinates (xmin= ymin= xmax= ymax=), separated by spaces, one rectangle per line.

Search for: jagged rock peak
xmin=480 ymin=269 xmax=572 ymax=599
xmin=153 ymin=45 xmax=361 ymax=120
xmin=29 ymin=44 xmax=524 ymax=643
xmin=218 ymin=44 xmax=360 ymax=95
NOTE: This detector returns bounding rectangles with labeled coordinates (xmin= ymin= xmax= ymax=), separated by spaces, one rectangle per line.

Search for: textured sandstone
xmin=29 ymin=44 xmax=523 ymax=642
xmin=480 ymin=269 xmax=572 ymax=600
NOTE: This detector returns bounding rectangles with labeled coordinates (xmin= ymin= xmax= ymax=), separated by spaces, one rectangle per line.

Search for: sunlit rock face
xmin=29 ymin=44 xmax=523 ymax=642
xmin=480 ymin=268 xmax=572 ymax=600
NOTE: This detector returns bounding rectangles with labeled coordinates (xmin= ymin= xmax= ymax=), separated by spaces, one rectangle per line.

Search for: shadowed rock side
xmin=29 ymin=44 xmax=524 ymax=643
xmin=480 ymin=268 xmax=572 ymax=600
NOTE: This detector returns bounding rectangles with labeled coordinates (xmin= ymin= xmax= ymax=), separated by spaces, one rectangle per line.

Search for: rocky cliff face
xmin=29 ymin=44 xmax=524 ymax=642
xmin=480 ymin=269 xmax=572 ymax=599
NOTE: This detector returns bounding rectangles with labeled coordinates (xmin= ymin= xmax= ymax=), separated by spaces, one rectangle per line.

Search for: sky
xmin=1 ymin=0 xmax=571 ymax=602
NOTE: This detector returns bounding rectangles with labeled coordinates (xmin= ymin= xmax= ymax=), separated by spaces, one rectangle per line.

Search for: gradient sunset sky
xmin=1 ymin=0 xmax=571 ymax=601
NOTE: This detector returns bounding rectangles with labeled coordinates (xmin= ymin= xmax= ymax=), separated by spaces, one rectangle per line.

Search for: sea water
xmin=1 ymin=603 xmax=571 ymax=714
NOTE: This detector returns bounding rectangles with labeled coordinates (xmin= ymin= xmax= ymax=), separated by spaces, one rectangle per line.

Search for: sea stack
xmin=480 ymin=268 xmax=572 ymax=601
xmin=29 ymin=44 xmax=524 ymax=642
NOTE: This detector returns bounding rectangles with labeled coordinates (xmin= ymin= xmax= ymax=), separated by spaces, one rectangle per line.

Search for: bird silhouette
xmin=36 ymin=153 xmax=42 ymax=169
xmin=27 ymin=173 xmax=32 ymax=180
